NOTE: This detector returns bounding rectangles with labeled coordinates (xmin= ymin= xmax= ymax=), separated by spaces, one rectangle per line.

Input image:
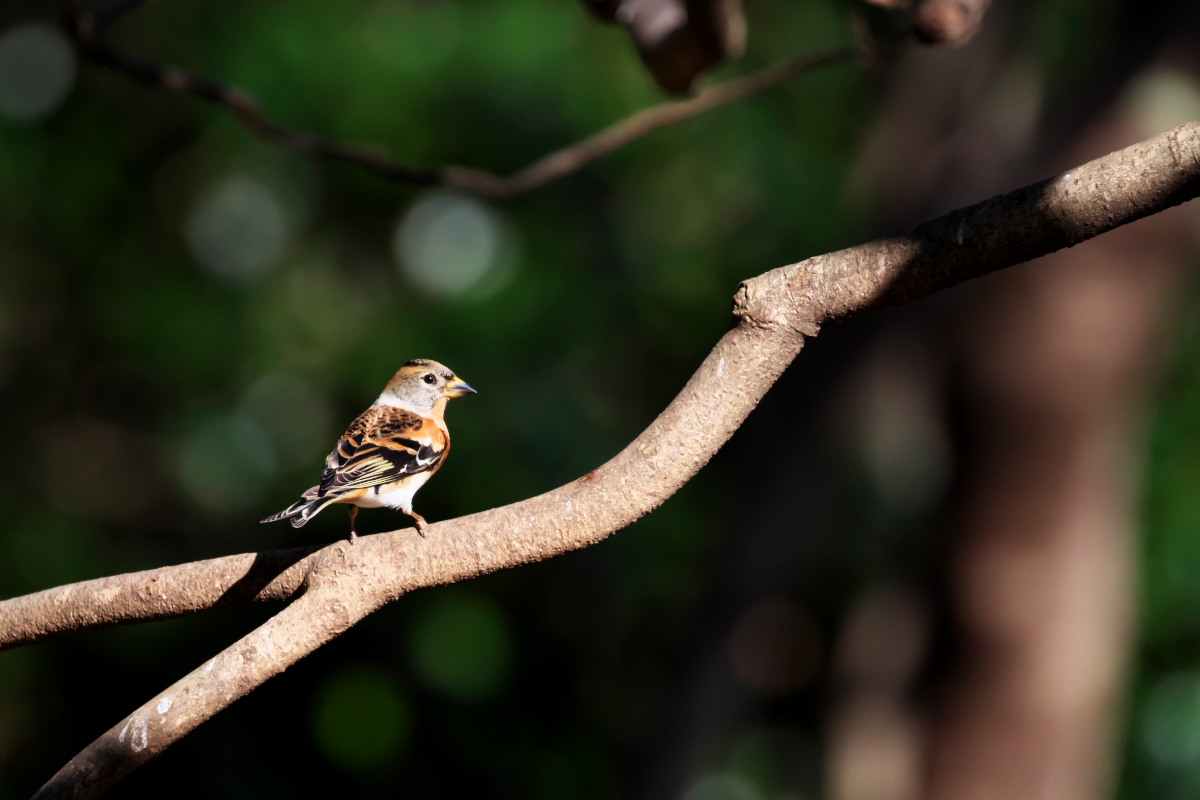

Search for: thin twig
xmin=60 ymin=0 xmax=145 ymax=41
xmin=60 ymin=0 xmax=857 ymax=198
xmin=89 ymin=0 xmax=147 ymax=32
xmin=443 ymin=47 xmax=859 ymax=197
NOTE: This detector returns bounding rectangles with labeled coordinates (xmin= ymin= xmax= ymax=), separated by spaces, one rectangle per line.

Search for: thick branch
xmin=34 ymin=575 xmax=376 ymax=800
xmin=743 ymin=120 xmax=1200 ymax=323
xmin=0 ymin=546 xmax=320 ymax=649
xmin=6 ymin=121 xmax=1198 ymax=652
xmin=20 ymin=122 xmax=1200 ymax=799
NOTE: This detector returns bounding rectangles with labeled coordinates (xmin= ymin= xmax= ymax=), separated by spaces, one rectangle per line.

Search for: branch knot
xmin=734 ymin=268 xmax=822 ymax=338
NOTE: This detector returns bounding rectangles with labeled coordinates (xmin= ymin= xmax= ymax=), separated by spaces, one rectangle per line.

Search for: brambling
xmin=261 ymin=359 xmax=476 ymax=540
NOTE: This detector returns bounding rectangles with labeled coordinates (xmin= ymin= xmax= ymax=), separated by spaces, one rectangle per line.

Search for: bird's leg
xmin=347 ymin=506 xmax=359 ymax=544
xmin=409 ymin=511 xmax=429 ymax=537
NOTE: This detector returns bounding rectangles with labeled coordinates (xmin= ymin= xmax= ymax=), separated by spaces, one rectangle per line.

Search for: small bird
xmin=261 ymin=359 xmax=476 ymax=540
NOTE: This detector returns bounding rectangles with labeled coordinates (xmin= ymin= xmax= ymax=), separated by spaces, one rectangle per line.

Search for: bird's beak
xmin=443 ymin=376 xmax=477 ymax=398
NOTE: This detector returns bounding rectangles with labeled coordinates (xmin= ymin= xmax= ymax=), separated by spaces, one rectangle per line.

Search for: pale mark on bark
xmin=118 ymin=718 xmax=148 ymax=753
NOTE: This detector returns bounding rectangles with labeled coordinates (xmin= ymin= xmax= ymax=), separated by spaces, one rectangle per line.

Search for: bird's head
xmin=376 ymin=358 xmax=476 ymax=414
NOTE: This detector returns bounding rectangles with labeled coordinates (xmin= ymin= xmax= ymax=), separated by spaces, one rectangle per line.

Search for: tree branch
xmin=443 ymin=47 xmax=858 ymax=198
xmin=0 ymin=546 xmax=321 ymax=650
xmin=19 ymin=122 xmax=1200 ymax=799
xmin=5 ymin=122 xmax=1197 ymax=650
xmin=60 ymin=0 xmax=856 ymax=198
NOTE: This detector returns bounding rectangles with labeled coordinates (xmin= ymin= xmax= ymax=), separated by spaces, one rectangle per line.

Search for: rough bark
xmin=8 ymin=122 xmax=1198 ymax=799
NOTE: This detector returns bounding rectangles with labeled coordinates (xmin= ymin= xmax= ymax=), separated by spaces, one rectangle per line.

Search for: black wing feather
xmin=319 ymin=433 xmax=443 ymax=496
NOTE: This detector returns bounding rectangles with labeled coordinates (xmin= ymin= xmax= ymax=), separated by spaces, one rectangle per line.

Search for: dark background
xmin=1 ymin=0 xmax=1199 ymax=798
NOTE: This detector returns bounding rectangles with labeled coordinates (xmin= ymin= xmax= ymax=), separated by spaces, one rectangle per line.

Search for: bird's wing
xmin=318 ymin=407 xmax=446 ymax=495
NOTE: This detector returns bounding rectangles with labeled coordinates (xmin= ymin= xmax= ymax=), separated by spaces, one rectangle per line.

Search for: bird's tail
xmin=260 ymin=487 xmax=341 ymax=528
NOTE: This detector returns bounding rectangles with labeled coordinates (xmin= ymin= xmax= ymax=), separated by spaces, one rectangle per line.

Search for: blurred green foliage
xmin=407 ymin=590 xmax=514 ymax=702
xmin=0 ymin=0 xmax=1197 ymax=798
xmin=0 ymin=0 xmax=866 ymax=794
xmin=1125 ymin=295 xmax=1200 ymax=800
xmin=310 ymin=661 xmax=413 ymax=773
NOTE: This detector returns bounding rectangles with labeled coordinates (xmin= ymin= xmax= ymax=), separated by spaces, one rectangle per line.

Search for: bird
xmin=261 ymin=359 xmax=476 ymax=541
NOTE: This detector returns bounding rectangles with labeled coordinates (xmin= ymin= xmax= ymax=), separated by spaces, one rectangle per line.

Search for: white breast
xmin=352 ymin=472 xmax=433 ymax=512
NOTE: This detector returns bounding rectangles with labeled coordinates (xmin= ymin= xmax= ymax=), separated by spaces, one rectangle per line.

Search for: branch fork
xmin=11 ymin=122 xmax=1200 ymax=799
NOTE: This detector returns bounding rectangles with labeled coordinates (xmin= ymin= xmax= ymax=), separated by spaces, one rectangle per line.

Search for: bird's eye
xmin=422 ymin=374 xmax=438 ymax=385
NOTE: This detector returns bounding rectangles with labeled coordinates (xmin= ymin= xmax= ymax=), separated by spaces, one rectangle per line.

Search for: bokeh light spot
xmin=1128 ymin=69 xmax=1200 ymax=142
xmin=407 ymin=592 xmax=513 ymax=702
xmin=310 ymin=662 xmax=411 ymax=773
xmin=729 ymin=727 xmax=817 ymax=796
xmin=240 ymin=372 xmax=333 ymax=470
xmin=0 ymin=24 xmax=76 ymax=121
xmin=185 ymin=175 xmax=288 ymax=283
xmin=364 ymin=4 xmax=462 ymax=74
xmin=176 ymin=413 xmax=275 ymax=513
xmin=684 ymin=773 xmax=764 ymax=800
xmin=1141 ymin=671 xmax=1200 ymax=767
xmin=394 ymin=191 xmax=508 ymax=297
